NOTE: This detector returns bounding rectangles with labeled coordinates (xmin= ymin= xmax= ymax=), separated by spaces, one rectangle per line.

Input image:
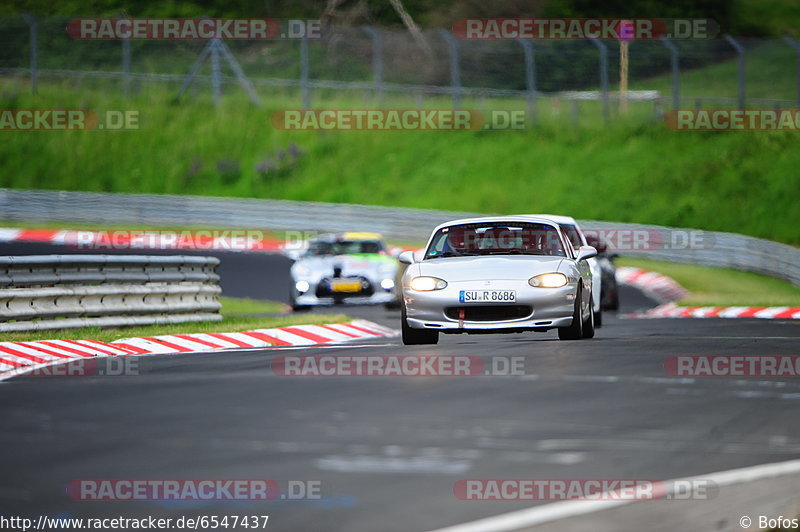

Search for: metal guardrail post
xmin=21 ymin=13 xmax=37 ymax=94
xmin=177 ymin=40 xmax=213 ymax=99
xmin=216 ymin=41 xmax=261 ymax=106
xmin=590 ymin=38 xmax=610 ymax=124
xmin=438 ymin=29 xmax=462 ymax=109
xmin=659 ymin=37 xmax=680 ymax=110
xmin=122 ymin=38 xmax=131 ymax=96
xmin=300 ymin=35 xmax=311 ymax=109
xmin=116 ymin=13 xmax=131 ymax=97
xmin=517 ymin=39 xmax=537 ymax=124
xmin=210 ymin=39 xmax=222 ymax=106
xmin=723 ymin=35 xmax=746 ymax=109
xmin=363 ymin=26 xmax=384 ymax=105
xmin=784 ymin=36 xmax=800 ymax=107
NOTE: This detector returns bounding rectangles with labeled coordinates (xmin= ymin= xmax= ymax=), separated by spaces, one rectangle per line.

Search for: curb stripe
xmin=318 ymin=324 xmax=361 ymax=338
xmin=279 ymin=327 xmax=334 ymax=344
xmin=0 ymin=346 xmax=49 ymax=364
xmin=241 ymin=331 xmax=291 ymax=346
xmin=110 ymin=342 xmax=150 ymax=355
xmin=141 ymin=337 xmax=193 ymax=353
xmin=17 ymin=342 xmax=76 ymax=359
xmin=37 ymin=341 xmax=97 ymax=358
xmin=205 ymin=333 xmax=252 ymax=348
xmin=0 ymin=320 xmax=397 ymax=380
xmin=60 ymin=339 xmax=117 ymax=356
xmin=173 ymin=334 xmax=227 ymax=349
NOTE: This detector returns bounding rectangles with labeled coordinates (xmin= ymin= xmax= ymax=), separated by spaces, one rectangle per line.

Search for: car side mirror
xmin=577 ymin=245 xmax=597 ymax=261
xmin=398 ymin=250 xmax=416 ymax=265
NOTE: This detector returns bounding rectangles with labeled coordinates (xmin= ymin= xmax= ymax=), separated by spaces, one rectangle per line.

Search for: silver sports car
xmin=289 ymin=232 xmax=400 ymax=311
xmin=399 ymin=216 xmax=597 ymax=345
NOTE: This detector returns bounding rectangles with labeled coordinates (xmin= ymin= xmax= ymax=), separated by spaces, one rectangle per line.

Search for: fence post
xmin=439 ymin=29 xmax=462 ymax=109
xmin=177 ymin=40 xmax=214 ymax=100
xmin=21 ymin=13 xmax=37 ymax=94
xmin=517 ymin=39 xmax=536 ymax=124
xmin=363 ymin=26 xmax=384 ymax=105
xmin=590 ymin=38 xmax=609 ymax=124
xmin=122 ymin=39 xmax=131 ymax=96
xmin=723 ymin=35 xmax=745 ymax=109
xmin=210 ymin=40 xmax=221 ymax=106
xmin=300 ymin=35 xmax=310 ymax=109
xmin=784 ymin=36 xmax=800 ymax=106
xmin=659 ymin=36 xmax=680 ymax=110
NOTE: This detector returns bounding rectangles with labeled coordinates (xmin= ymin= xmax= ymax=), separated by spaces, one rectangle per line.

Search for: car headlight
xmin=380 ymin=278 xmax=395 ymax=290
xmin=409 ymin=276 xmax=447 ymax=291
xmin=529 ymin=273 xmax=568 ymax=288
xmin=295 ymin=280 xmax=310 ymax=293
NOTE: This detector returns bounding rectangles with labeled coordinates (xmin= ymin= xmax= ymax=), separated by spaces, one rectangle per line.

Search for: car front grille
xmin=315 ymin=277 xmax=374 ymax=297
xmin=445 ymin=305 xmax=533 ymax=322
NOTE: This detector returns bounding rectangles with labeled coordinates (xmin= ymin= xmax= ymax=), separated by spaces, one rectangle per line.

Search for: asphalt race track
xmin=1 ymin=242 xmax=799 ymax=531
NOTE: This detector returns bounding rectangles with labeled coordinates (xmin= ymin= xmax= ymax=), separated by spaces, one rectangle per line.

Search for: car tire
xmin=604 ymin=282 xmax=620 ymax=310
xmin=583 ymin=302 xmax=596 ymax=339
xmin=558 ymin=288 xmax=584 ymax=340
xmin=401 ymin=305 xmax=438 ymax=345
xmin=608 ymin=289 xmax=620 ymax=310
xmin=384 ymin=299 xmax=401 ymax=310
xmin=594 ymin=308 xmax=603 ymax=328
xmin=288 ymin=284 xmax=311 ymax=312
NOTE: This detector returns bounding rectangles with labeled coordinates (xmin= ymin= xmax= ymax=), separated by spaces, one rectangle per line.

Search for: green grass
xmin=1 ymin=37 xmax=799 ymax=246
xmin=617 ymin=257 xmax=800 ymax=307
xmin=631 ymin=39 xmax=799 ymax=101
xmin=1 ymin=295 xmax=346 ymax=343
xmin=217 ymin=296 xmax=287 ymax=315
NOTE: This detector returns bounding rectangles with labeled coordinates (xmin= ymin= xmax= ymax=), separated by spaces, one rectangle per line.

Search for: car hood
xmin=415 ymin=255 xmax=565 ymax=282
xmin=293 ymin=253 xmax=396 ymax=277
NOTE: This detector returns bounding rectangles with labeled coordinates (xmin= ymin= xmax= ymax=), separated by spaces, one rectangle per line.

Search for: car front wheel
xmin=401 ymin=305 xmax=439 ymax=345
xmin=558 ymin=288 xmax=584 ymax=340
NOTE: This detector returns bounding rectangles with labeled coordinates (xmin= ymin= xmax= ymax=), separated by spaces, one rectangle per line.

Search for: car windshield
xmin=560 ymin=224 xmax=583 ymax=249
xmin=307 ymin=240 xmax=384 ymax=256
xmin=424 ymin=222 xmax=566 ymax=259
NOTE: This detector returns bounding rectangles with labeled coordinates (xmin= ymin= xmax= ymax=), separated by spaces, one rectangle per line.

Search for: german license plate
xmin=459 ymin=290 xmax=516 ymax=303
xmin=331 ymin=280 xmax=362 ymax=293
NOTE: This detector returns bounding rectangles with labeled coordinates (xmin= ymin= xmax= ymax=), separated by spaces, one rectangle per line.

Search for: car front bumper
xmin=404 ymin=279 xmax=577 ymax=331
xmin=295 ymin=292 xmax=397 ymax=306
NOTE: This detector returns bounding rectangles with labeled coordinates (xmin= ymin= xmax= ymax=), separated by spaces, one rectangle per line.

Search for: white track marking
xmin=426 ymin=458 xmax=800 ymax=532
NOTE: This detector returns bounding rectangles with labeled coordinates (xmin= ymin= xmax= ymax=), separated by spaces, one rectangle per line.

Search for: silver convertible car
xmin=398 ymin=216 xmax=597 ymax=345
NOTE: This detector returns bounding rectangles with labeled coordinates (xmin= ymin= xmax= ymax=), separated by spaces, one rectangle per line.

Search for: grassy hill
xmin=0 ymin=38 xmax=798 ymax=245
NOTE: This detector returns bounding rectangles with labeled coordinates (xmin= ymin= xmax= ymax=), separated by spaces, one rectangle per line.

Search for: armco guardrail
xmin=0 ymin=255 xmax=222 ymax=332
xmin=1 ymin=188 xmax=798 ymax=287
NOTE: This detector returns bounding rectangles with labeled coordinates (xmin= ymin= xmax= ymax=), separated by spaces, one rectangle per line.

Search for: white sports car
xmin=399 ymin=216 xmax=597 ymax=345
xmin=289 ymin=232 xmax=400 ymax=311
xmin=526 ymin=214 xmax=603 ymax=326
